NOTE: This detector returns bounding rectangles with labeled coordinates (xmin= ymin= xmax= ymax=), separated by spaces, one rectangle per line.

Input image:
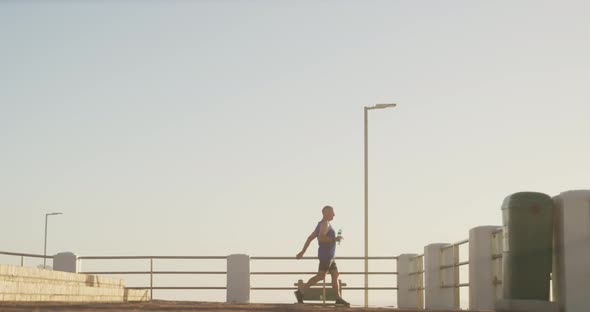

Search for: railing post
xmin=226 ymin=254 xmax=250 ymax=303
xmin=54 ymin=252 xmax=77 ymax=273
xmin=425 ymin=243 xmax=455 ymax=310
xmin=553 ymin=190 xmax=590 ymax=312
xmin=20 ymin=256 xmax=23 ymax=267
xmin=469 ymin=226 xmax=502 ymax=311
xmin=150 ymin=258 xmax=153 ymax=301
xmin=397 ymin=254 xmax=420 ymax=309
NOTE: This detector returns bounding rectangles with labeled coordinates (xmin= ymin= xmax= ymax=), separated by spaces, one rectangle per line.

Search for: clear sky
xmin=1 ymin=0 xmax=589 ymax=307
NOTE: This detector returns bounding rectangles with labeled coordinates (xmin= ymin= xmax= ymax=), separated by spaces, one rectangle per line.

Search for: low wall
xmin=0 ymin=264 xmax=148 ymax=302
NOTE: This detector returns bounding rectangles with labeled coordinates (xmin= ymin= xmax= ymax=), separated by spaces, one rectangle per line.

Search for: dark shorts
xmin=318 ymin=258 xmax=338 ymax=272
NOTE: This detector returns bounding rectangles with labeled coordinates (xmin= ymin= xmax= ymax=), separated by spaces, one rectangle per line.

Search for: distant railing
xmin=0 ymin=250 xmax=53 ymax=267
xmin=75 ymin=255 xmax=398 ymax=301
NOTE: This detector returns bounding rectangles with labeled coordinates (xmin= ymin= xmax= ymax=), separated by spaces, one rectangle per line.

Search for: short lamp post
xmin=44 ymin=212 xmax=63 ymax=268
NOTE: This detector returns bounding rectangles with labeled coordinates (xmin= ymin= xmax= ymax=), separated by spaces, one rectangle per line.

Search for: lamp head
xmin=374 ymin=103 xmax=397 ymax=109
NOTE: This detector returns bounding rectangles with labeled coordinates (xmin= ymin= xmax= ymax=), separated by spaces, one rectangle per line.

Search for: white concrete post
xmin=53 ymin=252 xmax=77 ymax=273
xmin=469 ymin=226 xmax=503 ymax=311
xmin=397 ymin=253 xmax=420 ymax=309
xmin=226 ymin=254 xmax=250 ymax=303
xmin=425 ymin=243 xmax=457 ymax=310
xmin=553 ymin=190 xmax=590 ymax=312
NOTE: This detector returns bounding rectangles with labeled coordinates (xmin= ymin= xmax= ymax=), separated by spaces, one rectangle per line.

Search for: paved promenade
xmin=0 ymin=301 xmax=492 ymax=312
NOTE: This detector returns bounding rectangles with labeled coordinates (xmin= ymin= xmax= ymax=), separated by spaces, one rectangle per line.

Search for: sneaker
xmin=294 ymin=290 xmax=304 ymax=303
xmin=335 ymin=298 xmax=350 ymax=307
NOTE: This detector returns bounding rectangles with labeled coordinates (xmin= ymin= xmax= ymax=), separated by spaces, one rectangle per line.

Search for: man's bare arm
xmin=296 ymin=230 xmax=317 ymax=259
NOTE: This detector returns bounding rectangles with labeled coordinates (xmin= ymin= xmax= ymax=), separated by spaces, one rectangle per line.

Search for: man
xmin=294 ymin=205 xmax=350 ymax=306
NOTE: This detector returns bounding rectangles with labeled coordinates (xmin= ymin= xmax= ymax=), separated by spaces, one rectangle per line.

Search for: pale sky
xmin=1 ymin=0 xmax=589 ymax=307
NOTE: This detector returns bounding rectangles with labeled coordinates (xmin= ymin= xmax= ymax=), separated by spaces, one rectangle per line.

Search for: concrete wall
xmin=0 ymin=264 xmax=148 ymax=302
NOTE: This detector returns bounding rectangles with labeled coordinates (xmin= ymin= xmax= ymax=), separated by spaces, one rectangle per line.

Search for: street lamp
xmin=364 ymin=103 xmax=396 ymax=307
xmin=44 ymin=212 xmax=63 ymax=268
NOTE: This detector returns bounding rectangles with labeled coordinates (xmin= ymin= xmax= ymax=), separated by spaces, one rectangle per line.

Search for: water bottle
xmin=337 ymin=229 xmax=342 ymax=245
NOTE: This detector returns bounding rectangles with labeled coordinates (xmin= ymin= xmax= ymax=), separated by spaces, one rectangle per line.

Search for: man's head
xmin=322 ymin=205 xmax=335 ymax=221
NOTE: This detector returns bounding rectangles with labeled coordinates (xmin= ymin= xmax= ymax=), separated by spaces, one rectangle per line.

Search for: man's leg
xmin=294 ymin=271 xmax=325 ymax=303
xmin=329 ymin=269 xmax=341 ymax=299
xmin=295 ymin=260 xmax=331 ymax=303
xmin=329 ymin=262 xmax=349 ymax=306
xmin=303 ymin=271 xmax=326 ymax=292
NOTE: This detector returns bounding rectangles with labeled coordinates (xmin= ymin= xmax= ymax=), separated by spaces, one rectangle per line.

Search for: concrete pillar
xmin=469 ymin=225 xmax=503 ymax=311
xmin=226 ymin=254 xmax=250 ymax=303
xmin=397 ymin=253 xmax=421 ymax=309
xmin=53 ymin=252 xmax=77 ymax=273
xmin=553 ymin=190 xmax=590 ymax=312
xmin=424 ymin=243 xmax=457 ymax=310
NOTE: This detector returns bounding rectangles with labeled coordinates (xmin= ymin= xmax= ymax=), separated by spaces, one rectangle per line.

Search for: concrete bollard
xmin=553 ymin=190 xmax=590 ymax=312
xmin=424 ymin=243 xmax=457 ymax=310
xmin=469 ymin=225 xmax=502 ymax=310
xmin=53 ymin=252 xmax=77 ymax=273
xmin=397 ymin=253 xmax=422 ymax=309
xmin=226 ymin=254 xmax=250 ymax=303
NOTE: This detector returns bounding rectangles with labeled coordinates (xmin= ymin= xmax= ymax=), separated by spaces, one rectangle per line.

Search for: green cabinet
xmin=501 ymin=192 xmax=553 ymax=300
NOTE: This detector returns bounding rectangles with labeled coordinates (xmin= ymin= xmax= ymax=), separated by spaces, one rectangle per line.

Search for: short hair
xmin=322 ymin=205 xmax=333 ymax=213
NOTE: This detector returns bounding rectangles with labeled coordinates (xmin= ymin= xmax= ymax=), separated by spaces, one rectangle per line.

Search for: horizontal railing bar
xmin=492 ymin=228 xmax=503 ymax=235
xmin=410 ymin=254 xmax=424 ymax=259
xmin=440 ymin=260 xmax=469 ymax=270
xmin=251 ymin=272 xmax=397 ymax=275
xmin=126 ymin=287 xmax=226 ymax=290
xmin=0 ymin=251 xmax=52 ymax=259
xmin=442 ymin=283 xmax=470 ymax=289
xmin=81 ymin=271 xmax=398 ymax=276
xmin=251 ymin=256 xmax=398 ymax=260
xmin=409 ymin=271 xmax=424 ymax=275
xmin=78 ymin=256 xmax=227 ymax=260
xmin=78 ymin=256 xmax=398 ymax=260
xmin=81 ymin=271 xmax=227 ymax=275
xmin=81 ymin=271 xmax=149 ymax=275
xmin=337 ymin=287 xmax=398 ymax=290
xmin=456 ymin=239 xmax=469 ymax=246
xmin=492 ymin=254 xmax=503 ymax=260
xmin=250 ymin=287 xmax=398 ymax=291
xmin=441 ymin=239 xmax=469 ymax=250
xmin=251 ymin=287 xmax=298 ymax=290
xmin=125 ymin=286 xmax=399 ymax=291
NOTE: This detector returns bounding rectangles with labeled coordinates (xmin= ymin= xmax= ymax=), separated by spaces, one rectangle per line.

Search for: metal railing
xmin=440 ymin=238 xmax=470 ymax=288
xmin=0 ymin=251 xmax=53 ymax=268
xmin=74 ymin=255 xmax=399 ymax=301
xmin=408 ymin=254 xmax=425 ymax=309
xmin=439 ymin=238 xmax=469 ymax=309
xmin=491 ymin=228 xmax=504 ymax=288
xmin=1 ymin=229 xmax=506 ymax=309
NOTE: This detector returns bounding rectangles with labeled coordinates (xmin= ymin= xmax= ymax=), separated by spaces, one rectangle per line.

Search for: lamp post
xmin=364 ymin=103 xmax=396 ymax=307
xmin=44 ymin=212 xmax=62 ymax=268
